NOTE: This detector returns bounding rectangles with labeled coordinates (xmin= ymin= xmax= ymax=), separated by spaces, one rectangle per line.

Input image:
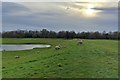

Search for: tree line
xmin=1 ymin=29 xmax=120 ymax=40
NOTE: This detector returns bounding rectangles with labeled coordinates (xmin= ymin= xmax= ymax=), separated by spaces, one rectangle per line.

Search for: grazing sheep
xmin=55 ymin=46 xmax=60 ymax=50
xmin=79 ymin=40 xmax=83 ymax=44
xmin=15 ymin=56 xmax=20 ymax=59
xmin=78 ymin=40 xmax=83 ymax=45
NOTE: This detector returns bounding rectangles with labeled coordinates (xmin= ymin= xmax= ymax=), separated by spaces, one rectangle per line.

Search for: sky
xmin=2 ymin=0 xmax=119 ymax=2
xmin=2 ymin=1 xmax=118 ymax=32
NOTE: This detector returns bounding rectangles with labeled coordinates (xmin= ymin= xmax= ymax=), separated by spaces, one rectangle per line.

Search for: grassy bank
xmin=2 ymin=38 xmax=118 ymax=78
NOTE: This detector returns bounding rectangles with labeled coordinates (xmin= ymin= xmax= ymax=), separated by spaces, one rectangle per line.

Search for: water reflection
xmin=0 ymin=44 xmax=51 ymax=51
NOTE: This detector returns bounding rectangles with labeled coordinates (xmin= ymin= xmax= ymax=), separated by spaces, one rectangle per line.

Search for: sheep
xmin=78 ymin=40 xmax=83 ymax=45
xmin=15 ymin=56 xmax=20 ymax=59
xmin=55 ymin=46 xmax=60 ymax=50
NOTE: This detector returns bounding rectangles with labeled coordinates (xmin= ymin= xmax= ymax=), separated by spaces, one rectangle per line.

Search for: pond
xmin=0 ymin=44 xmax=51 ymax=51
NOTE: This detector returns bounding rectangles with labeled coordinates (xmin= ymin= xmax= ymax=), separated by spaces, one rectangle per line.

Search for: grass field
xmin=1 ymin=38 xmax=118 ymax=78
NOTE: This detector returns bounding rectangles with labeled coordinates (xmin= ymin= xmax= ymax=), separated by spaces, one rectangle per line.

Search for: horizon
xmin=1 ymin=29 xmax=119 ymax=34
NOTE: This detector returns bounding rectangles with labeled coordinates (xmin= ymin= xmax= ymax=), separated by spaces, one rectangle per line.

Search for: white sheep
xmin=78 ymin=40 xmax=83 ymax=45
xmin=55 ymin=46 xmax=60 ymax=50
xmin=15 ymin=56 xmax=20 ymax=59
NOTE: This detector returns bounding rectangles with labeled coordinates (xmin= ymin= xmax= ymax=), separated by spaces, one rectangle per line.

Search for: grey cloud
xmin=2 ymin=2 xmax=30 ymax=14
xmin=92 ymin=7 xmax=117 ymax=11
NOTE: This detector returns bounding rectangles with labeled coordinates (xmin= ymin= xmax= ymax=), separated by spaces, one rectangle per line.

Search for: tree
xmin=2 ymin=29 xmax=119 ymax=40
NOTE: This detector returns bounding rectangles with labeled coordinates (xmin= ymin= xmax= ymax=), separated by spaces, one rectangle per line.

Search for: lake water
xmin=0 ymin=44 xmax=51 ymax=51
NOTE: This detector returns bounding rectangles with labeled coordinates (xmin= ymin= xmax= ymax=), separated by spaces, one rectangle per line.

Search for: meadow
xmin=1 ymin=38 xmax=118 ymax=78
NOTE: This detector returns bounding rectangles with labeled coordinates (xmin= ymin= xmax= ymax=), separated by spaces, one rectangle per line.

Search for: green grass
xmin=1 ymin=38 xmax=118 ymax=78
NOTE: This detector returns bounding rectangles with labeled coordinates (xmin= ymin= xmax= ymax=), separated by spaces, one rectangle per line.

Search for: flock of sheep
xmin=14 ymin=39 xmax=84 ymax=59
xmin=55 ymin=39 xmax=84 ymax=50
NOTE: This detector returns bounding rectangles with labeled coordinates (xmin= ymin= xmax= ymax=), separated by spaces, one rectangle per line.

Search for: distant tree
xmin=2 ymin=29 xmax=119 ymax=40
xmin=48 ymin=31 xmax=57 ymax=38
xmin=57 ymin=31 xmax=66 ymax=38
xmin=40 ymin=29 xmax=49 ymax=38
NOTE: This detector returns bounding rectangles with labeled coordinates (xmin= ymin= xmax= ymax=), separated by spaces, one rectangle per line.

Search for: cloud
xmin=2 ymin=0 xmax=119 ymax=2
xmin=2 ymin=2 xmax=118 ymax=32
xmin=2 ymin=2 xmax=30 ymax=13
